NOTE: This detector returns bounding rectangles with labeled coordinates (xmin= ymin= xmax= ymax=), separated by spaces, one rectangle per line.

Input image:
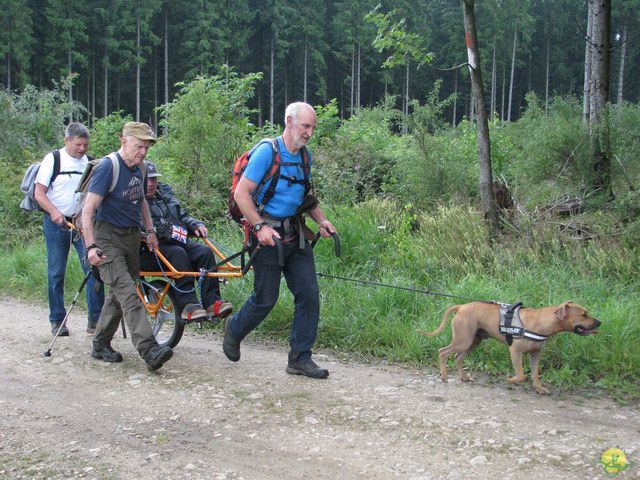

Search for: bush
xmin=0 ymin=79 xmax=84 ymax=248
xmin=313 ymin=98 xmax=403 ymax=205
xmin=610 ymin=102 xmax=640 ymax=194
xmin=504 ymin=94 xmax=591 ymax=207
xmin=89 ymin=111 xmax=133 ymax=158
xmin=388 ymin=120 xmax=480 ymax=209
xmin=153 ymin=67 xmax=262 ymax=223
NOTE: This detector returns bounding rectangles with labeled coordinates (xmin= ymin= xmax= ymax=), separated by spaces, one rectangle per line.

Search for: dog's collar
xmin=498 ymin=302 xmax=549 ymax=344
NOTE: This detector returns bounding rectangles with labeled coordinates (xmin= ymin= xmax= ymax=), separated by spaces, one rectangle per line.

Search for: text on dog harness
xmin=498 ymin=302 xmax=548 ymax=345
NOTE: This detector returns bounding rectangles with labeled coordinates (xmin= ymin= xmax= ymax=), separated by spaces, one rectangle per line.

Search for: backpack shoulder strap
xmin=139 ymin=159 xmax=147 ymax=184
xmin=256 ymin=139 xmax=282 ymax=209
xmin=300 ymin=146 xmax=311 ymax=195
xmin=106 ymin=153 xmax=121 ymax=193
xmin=50 ymin=149 xmax=61 ymax=186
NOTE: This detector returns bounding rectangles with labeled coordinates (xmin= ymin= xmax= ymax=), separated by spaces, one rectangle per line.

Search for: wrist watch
xmin=146 ymin=227 xmax=157 ymax=234
xmin=253 ymin=222 xmax=267 ymax=232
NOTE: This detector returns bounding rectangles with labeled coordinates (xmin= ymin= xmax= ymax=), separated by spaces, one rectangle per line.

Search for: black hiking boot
xmin=145 ymin=345 xmax=173 ymax=372
xmin=51 ymin=321 xmax=69 ymax=337
xmin=91 ymin=345 xmax=123 ymax=363
xmin=286 ymin=358 xmax=329 ymax=379
xmin=86 ymin=320 xmax=97 ymax=336
xmin=222 ymin=318 xmax=241 ymax=362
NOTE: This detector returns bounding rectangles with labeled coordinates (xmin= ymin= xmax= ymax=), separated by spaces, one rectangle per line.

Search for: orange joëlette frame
xmin=138 ymin=236 xmax=248 ymax=317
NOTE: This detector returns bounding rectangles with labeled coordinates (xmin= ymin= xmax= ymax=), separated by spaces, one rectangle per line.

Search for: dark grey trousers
xmin=92 ymin=220 xmax=157 ymax=358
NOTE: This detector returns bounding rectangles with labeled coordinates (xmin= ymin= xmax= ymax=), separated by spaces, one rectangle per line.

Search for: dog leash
xmin=316 ymin=272 xmax=492 ymax=303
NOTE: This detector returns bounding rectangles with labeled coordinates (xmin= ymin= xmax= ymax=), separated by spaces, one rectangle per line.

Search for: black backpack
xmin=19 ymin=150 xmax=89 ymax=212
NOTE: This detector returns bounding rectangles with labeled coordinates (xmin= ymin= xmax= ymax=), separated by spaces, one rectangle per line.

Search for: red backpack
xmin=228 ymin=138 xmax=310 ymax=223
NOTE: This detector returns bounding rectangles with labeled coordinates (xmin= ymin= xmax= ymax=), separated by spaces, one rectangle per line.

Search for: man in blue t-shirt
xmin=223 ymin=102 xmax=337 ymax=379
xmin=82 ymin=122 xmax=173 ymax=372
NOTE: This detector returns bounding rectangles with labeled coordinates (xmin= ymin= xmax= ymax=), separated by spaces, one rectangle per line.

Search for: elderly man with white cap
xmin=82 ymin=121 xmax=173 ymax=371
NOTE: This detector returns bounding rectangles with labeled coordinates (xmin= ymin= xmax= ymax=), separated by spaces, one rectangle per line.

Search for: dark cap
xmin=145 ymin=161 xmax=162 ymax=178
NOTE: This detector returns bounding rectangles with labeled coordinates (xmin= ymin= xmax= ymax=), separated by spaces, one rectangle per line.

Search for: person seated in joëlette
xmin=139 ymin=161 xmax=232 ymax=322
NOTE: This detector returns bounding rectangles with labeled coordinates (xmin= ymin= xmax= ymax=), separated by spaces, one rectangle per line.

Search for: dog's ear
xmin=554 ymin=303 xmax=569 ymax=320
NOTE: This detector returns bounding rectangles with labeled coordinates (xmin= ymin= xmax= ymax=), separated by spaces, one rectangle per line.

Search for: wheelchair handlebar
xmin=273 ymin=236 xmax=284 ymax=266
xmin=241 ymin=235 xmax=284 ymax=274
xmin=311 ymin=231 xmax=341 ymax=257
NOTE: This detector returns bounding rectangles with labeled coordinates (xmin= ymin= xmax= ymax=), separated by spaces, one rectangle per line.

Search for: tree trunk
xmin=284 ymin=73 xmax=288 ymax=109
xmin=270 ymin=31 xmax=274 ymax=125
xmin=350 ymin=44 xmax=355 ymax=116
xmin=545 ymin=34 xmax=550 ymax=115
xmin=527 ymin=51 xmax=532 ymax=94
xmin=617 ymin=22 xmax=627 ymax=104
xmin=68 ymin=46 xmax=74 ymax=121
xmin=91 ymin=59 xmax=96 ymax=125
xmin=405 ymin=61 xmax=409 ymax=116
xmin=103 ymin=53 xmax=108 ymax=117
xmin=501 ymin=63 xmax=505 ymax=121
xmin=452 ymin=68 xmax=458 ymax=126
xmin=153 ymin=50 xmax=158 ymax=129
xmin=507 ymin=23 xmax=517 ymax=122
xmin=469 ymin=90 xmax=475 ymax=121
xmin=588 ymin=0 xmax=611 ymax=196
xmin=356 ymin=42 xmax=361 ymax=110
xmin=68 ymin=46 xmax=73 ymax=104
xmin=463 ymin=0 xmax=499 ymax=238
xmin=164 ymin=6 xmax=169 ymax=107
xmin=303 ymin=34 xmax=308 ymax=103
xmin=583 ymin=6 xmax=593 ymax=123
xmin=403 ymin=61 xmax=409 ymax=134
xmin=86 ymin=70 xmax=90 ymax=126
xmin=6 ymin=53 xmax=11 ymax=90
xmin=258 ymin=84 xmax=263 ymax=127
xmin=490 ymin=40 xmax=496 ymax=119
xmin=136 ymin=14 xmax=141 ymax=121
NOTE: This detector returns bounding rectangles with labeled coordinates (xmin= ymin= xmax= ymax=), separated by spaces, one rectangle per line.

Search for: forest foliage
xmin=2 ymin=0 xmax=639 ymax=127
xmin=0 ymin=73 xmax=638 ymax=396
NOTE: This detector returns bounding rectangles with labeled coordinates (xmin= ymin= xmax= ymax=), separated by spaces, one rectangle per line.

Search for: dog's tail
xmin=417 ymin=305 xmax=461 ymax=337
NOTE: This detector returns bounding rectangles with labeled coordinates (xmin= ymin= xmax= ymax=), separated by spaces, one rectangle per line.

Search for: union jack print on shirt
xmin=171 ymin=224 xmax=188 ymax=244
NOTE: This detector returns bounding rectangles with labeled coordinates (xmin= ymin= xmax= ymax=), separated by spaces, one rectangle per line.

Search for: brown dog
xmin=418 ymin=301 xmax=600 ymax=394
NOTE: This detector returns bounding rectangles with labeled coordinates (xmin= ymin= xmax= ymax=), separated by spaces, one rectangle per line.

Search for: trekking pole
xmin=44 ymin=268 xmax=92 ymax=357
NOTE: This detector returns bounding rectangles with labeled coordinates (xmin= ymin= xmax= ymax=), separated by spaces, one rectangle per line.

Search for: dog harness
xmin=498 ymin=302 xmax=548 ymax=345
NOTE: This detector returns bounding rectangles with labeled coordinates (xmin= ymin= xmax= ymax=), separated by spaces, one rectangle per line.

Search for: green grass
xmin=3 ymin=201 xmax=639 ymax=399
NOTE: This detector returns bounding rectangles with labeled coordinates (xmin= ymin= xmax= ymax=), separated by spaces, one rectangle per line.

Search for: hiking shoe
xmin=206 ymin=300 xmax=233 ymax=318
xmin=222 ymin=318 xmax=241 ymax=362
xmin=145 ymin=345 xmax=173 ymax=372
xmin=86 ymin=321 xmax=97 ymax=336
xmin=51 ymin=321 xmax=69 ymax=337
xmin=286 ymin=359 xmax=329 ymax=379
xmin=91 ymin=345 xmax=123 ymax=363
xmin=181 ymin=303 xmax=208 ymax=322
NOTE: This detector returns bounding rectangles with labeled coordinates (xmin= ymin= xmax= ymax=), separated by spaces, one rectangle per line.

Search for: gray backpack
xmin=71 ymin=153 xmax=120 ymax=233
xmin=19 ymin=150 xmax=62 ymax=211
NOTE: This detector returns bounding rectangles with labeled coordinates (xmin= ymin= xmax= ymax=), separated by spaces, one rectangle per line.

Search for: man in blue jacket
xmin=223 ymin=102 xmax=337 ymax=379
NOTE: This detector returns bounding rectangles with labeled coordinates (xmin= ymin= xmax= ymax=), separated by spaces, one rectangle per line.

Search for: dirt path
xmin=0 ymin=299 xmax=638 ymax=480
